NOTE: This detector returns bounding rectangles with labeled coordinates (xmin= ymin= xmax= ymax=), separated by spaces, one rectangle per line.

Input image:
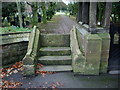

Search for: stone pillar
xmin=98 ymin=33 xmax=110 ymax=73
xmin=89 ymin=2 xmax=97 ymax=33
xmin=23 ymin=26 xmax=40 ymax=76
xmin=103 ymin=2 xmax=112 ymax=31
xmin=84 ymin=34 xmax=102 ymax=75
xmin=77 ymin=2 xmax=82 ymax=22
xmin=82 ymin=2 xmax=89 ymax=24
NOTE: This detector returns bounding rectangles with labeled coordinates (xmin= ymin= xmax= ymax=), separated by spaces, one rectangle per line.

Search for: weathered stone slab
xmin=98 ymin=33 xmax=110 ymax=73
xmin=1 ymin=33 xmax=30 ymax=45
xmin=76 ymin=26 xmax=89 ymax=54
xmin=99 ymin=61 xmax=108 ymax=73
xmin=98 ymin=33 xmax=110 ymax=51
xmin=84 ymin=34 xmax=102 ymax=75
xmin=23 ymin=55 xmax=34 ymax=65
xmin=72 ymin=54 xmax=86 ymax=74
xmin=23 ymin=26 xmax=40 ymax=75
xmin=40 ymin=47 xmax=71 ymax=56
xmin=39 ymin=65 xmax=72 ymax=72
xmin=23 ymin=65 xmax=35 ymax=76
xmin=101 ymin=51 xmax=109 ymax=59
xmin=1 ymin=42 xmax=28 ymax=66
xmin=84 ymin=34 xmax=102 ymax=53
xmin=38 ymin=56 xmax=72 ymax=65
xmin=40 ymin=34 xmax=70 ymax=47
xmin=70 ymin=27 xmax=86 ymax=74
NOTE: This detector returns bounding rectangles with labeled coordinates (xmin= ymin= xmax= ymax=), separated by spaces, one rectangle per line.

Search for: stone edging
xmin=0 ymin=32 xmax=30 ymax=45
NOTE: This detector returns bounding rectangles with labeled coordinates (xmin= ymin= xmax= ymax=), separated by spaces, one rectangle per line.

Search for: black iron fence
xmin=109 ymin=23 xmax=120 ymax=70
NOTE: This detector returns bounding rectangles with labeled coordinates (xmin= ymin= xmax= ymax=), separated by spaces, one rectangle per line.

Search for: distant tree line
xmin=2 ymin=2 xmax=57 ymax=27
xmin=68 ymin=2 xmax=120 ymax=25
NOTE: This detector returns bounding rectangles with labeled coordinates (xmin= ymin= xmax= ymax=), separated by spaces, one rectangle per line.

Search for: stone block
xmin=72 ymin=54 xmax=86 ymax=74
xmin=40 ymin=34 xmax=70 ymax=47
xmin=85 ymin=34 xmax=102 ymax=53
xmin=98 ymin=33 xmax=110 ymax=73
xmin=101 ymin=51 xmax=109 ymax=59
xmin=84 ymin=64 xmax=100 ymax=75
xmin=70 ymin=28 xmax=86 ymax=74
xmin=84 ymin=34 xmax=102 ymax=75
xmin=23 ymin=65 xmax=35 ymax=76
xmin=99 ymin=61 xmax=108 ymax=73
xmin=39 ymin=47 xmax=71 ymax=56
xmin=84 ymin=53 xmax=101 ymax=75
xmin=76 ymin=26 xmax=89 ymax=54
xmin=85 ymin=53 xmax=101 ymax=64
xmin=98 ymin=33 xmax=110 ymax=59
xmin=23 ymin=55 xmax=34 ymax=65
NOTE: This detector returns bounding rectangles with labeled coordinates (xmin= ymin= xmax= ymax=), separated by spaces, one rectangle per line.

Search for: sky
xmin=62 ymin=0 xmax=71 ymax=5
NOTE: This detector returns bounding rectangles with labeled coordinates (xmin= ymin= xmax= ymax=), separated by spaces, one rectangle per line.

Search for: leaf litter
xmin=0 ymin=61 xmax=64 ymax=88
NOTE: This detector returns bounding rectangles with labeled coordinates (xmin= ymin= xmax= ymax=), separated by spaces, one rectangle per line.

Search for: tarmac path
xmin=39 ymin=14 xmax=78 ymax=34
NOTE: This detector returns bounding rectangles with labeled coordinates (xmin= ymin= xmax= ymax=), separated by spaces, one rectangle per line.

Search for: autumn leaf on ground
xmin=0 ymin=80 xmax=22 ymax=88
xmin=0 ymin=61 xmax=23 ymax=79
xmin=48 ymin=82 xmax=64 ymax=88
xmin=37 ymin=64 xmax=44 ymax=68
xmin=35 ymin=70 xmax=56 ymax=77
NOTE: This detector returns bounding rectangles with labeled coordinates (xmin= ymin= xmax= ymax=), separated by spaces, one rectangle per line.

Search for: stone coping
xmin=0 ymin=32 xmax=30 ymax=45
xmin=78 ymin=22 xmax=109 ymax=34
xmin=0 ymin=31 xmax=31 ymax=36
xmin=40 ymin=33 xmax=70 ymax=35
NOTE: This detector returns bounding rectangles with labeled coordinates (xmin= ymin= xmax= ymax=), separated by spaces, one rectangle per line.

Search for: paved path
xmin=39 ymin=14 xmax=78 ymax=34
xmin=4 ymin=72 xmax=119 ymax=88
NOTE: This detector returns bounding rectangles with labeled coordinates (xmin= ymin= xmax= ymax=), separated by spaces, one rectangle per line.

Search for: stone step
xmin=38 ymin=56 xmax=72 ymax=65
xmin=40 ymin=34 xmax=70 ymax=47
xmin=109 ymin=70 xmax=120 ymax=75
xmin=39 ymin=47 xmax=71 ymax=56
xmin=38 ymin=65 xmax=72 ymax=72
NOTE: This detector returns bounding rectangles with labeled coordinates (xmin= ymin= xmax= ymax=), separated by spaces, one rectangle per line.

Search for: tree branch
xmin=26 ymin=2 xmax=33 ymax=7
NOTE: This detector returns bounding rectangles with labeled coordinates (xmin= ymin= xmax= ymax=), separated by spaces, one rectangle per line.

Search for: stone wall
xmin=71 ymin=25 xmax=110 ymax=75
xmin=1 ymin=42 xmax=28 ymax=66
xmin=0 ymin=32 xmax=30 ymax=67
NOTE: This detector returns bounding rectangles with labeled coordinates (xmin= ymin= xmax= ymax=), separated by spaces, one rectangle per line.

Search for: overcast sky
xmin=62 ymin=0 xmax=71 ymax=5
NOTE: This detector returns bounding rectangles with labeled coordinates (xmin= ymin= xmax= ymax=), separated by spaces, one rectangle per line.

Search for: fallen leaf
xmin=0 ymin=61 xmax=24 ymax=79
xmin=1 ymin=80 xmax=22 ymax=88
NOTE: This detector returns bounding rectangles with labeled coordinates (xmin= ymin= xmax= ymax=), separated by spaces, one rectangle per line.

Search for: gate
xmin=109 ymin=23 xmax=120 ymax=71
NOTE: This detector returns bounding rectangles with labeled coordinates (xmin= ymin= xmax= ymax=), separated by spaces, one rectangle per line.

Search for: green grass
xmin=0 ymin=26 xmax=32 ymax=34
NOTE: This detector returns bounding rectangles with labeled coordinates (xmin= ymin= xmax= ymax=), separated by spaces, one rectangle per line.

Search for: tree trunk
xmin=117 ymin=15 xmax=120 ymax=23
xmin=77 ymin=2 xmax=82 ymax=22
xmin=16 ymin=0 xmax=23 ymax=27
xmin=98 ymin=3 xmax=102 ymax=25
xmin=103 ymin=2 xmax=112 ymax=29
xmin=82 ymin=2 xmax=89 ymax=24
xmin=32 ymin=2 xmax=38 ymax=26
xmin=41 ymin=2 xmax=47 ymax=24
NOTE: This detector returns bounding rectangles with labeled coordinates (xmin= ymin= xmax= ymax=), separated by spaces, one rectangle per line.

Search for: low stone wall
xmin=1 ymin=32 xmax=30 ymax=45
xmin=71 ymin=25 xmax=110 ymax=75
xmin=40 ymin=34 xmax=70 ymax=47
xmin=70 ymin=27 xmax=86 ymax=74
xmin=0 ymin=32 xmax=30 ymax=67
xmin=1 ymin=42 xmax=28 ymax=66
